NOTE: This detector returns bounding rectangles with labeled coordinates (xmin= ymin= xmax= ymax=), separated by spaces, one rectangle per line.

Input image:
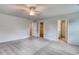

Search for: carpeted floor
xmin=0 ymin=37 xmax=78 ymax=55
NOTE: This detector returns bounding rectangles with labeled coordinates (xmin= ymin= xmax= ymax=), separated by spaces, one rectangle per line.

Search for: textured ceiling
xmin=0 ymin=4 xmax=79 ymax=20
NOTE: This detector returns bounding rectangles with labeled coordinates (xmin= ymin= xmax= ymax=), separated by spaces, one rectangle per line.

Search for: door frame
xmin=39 ymin=22 xmax=45 ymax=38
xmin=58 ymin=18 xmax=68 ymax=43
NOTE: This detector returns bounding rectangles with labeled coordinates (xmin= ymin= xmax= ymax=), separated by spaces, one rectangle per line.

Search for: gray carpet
xmin=34 ymin=45 xmax=74 ymax=55
xmin=0 ymin=37 xmax=78 ymax=55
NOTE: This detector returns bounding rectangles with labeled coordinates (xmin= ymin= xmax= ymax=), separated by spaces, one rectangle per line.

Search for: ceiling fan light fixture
xmin=29 ymin=6 xmax=36 ymax=16
xmin=29 ymin=10 xmax=35 ymax=15
xmin=25 ymin=4 xmax=46 ymax=16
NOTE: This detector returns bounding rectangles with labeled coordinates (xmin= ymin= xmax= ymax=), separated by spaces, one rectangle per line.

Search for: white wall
xmin=32 ymin=22 xmax=38 ymax=37
xmin=68 ymin=19 xmax=79 ymax=45
xmin=40 ymin=12 xmax=79 ymax=45
xmin=0 ymin=13 xmax=31 ymax=43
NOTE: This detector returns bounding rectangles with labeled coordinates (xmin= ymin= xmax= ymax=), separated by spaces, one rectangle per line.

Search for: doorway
xmin=58 ymin=19 xmax=68 ymax=43
xmin=29 ymin=23 xmax=33 ymax=37
xmin=39 ymin=22 xmax=44 ymax=38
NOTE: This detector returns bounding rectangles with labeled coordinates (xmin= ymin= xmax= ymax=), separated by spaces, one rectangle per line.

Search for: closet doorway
xmin=39 ymin=22 xmax=44 ymax=38
xmin=58 ymin=19 xmax=68 ymax=43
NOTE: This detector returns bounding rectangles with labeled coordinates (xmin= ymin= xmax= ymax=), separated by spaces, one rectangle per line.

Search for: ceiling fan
xmin=11 ymin=4 xmax=46 ymax=16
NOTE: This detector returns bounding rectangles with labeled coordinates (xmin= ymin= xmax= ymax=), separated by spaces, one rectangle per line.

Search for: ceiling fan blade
xmin=14 ymin=6 xmax=26 ymax=10
xmin=6 ymin=5 xmax=26 ymax=11
xmin=34 ymin=10 xmax=39 ymax=12
xmin=35 ymin=5 xmax=46 ymax=12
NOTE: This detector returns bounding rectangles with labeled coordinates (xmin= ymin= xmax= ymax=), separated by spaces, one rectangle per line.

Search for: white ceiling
xmin=0 ymin=4 xmax=79 ymax=20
